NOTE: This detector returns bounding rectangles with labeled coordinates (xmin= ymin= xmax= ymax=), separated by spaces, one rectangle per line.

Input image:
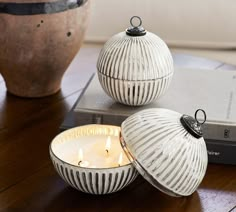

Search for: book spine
xmin=206 ymin=139 xmax=236 ymax=165
xmin=203 ymin=122 xmax=236 ymax=142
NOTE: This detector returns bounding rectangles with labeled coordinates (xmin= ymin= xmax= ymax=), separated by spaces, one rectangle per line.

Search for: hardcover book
xmin=61 ymin=68 xmax=236 ymax=165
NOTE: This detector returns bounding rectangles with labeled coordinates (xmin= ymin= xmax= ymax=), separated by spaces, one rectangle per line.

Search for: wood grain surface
xmin=0 ymin=44 xmax=236 ymax=212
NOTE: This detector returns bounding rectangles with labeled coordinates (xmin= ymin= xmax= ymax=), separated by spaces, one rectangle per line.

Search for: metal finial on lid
xmin=126 ymin=16 xmax=146 ymax=36
xmin=180 ymin=109 xmax=207 ymax=139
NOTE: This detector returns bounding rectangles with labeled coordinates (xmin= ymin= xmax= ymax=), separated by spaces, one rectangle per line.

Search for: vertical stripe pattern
xmin=50 ymin=153 xmax=138 ymax=195
xmin=49 ymin=125 xmax=138 ymax=195
xmin=97 ymin=32 xmax=174 ymax=106
xmin=121 ymin=108 xmax=208 ymax=196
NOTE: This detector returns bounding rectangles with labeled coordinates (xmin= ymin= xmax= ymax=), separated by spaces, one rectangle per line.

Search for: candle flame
xmin=78 ymin=148 xmax=83 ymax=163
xmin=77 ymin=148 xmax=90 ymax=167
xmin=105 ymin=136 xmax=111 ymax=154
xmin=118 ymin=152 xmax=123 ymax=166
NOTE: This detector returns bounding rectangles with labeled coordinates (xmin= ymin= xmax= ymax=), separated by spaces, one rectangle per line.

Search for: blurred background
xmin=85 ymin=0 xmax=236 ymax=65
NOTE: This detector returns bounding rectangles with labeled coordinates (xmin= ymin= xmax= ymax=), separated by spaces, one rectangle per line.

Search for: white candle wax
xmin=53 ymin=125 xmax=130 ymax=168
xmin=50 ymin=125 xmax=138 ymax=195
xmin=71 ymin=135 xmax=129 ymax=168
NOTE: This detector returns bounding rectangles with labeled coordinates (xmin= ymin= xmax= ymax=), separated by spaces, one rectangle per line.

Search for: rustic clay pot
xmin=0 ymin=0 xmax=90 ymax=97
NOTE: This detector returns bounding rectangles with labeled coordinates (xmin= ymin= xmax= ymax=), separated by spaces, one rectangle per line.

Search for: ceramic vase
xmin=0 ymin=0 xmax=90 ymax=97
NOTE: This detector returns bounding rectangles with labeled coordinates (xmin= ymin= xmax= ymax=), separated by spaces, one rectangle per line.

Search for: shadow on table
xmin=45 ymin=176 xmax=202 ymax=212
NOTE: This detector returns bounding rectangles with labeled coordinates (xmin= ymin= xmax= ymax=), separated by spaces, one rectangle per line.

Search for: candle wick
xmin=106 ymin=149 xmax=109 ymax=154
xmin=78 ymin=161 xmax=82 ymax=166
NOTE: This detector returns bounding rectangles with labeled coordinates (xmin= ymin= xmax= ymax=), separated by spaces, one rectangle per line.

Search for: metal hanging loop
xmin=126 ymin=16 xmax=146 ymax=36
xmin=130 ymin=16 xmax=142 ymax=28
xmin=194 ymin=109 xmax=207 ymax=125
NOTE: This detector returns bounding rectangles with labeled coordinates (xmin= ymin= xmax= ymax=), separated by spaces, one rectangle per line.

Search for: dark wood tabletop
xmin=0 ymin=44 xmax=236 ymax=212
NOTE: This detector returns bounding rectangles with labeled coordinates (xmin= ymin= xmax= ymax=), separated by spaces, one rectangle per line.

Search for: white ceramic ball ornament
xmin=120 ymin=108 xmax=208 ymax=197
xmin=97 ymin=16 xmax=174 ymax=106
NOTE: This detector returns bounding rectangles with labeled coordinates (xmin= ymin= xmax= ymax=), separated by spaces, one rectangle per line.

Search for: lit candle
xmin=50 ymin=124 xmax=138 ymax=195
xmin=77 ymin=148 xmax=89 ymax=167
xmin=85 ymin=134 xmax=130 ymax=168
xmin=118 ymin=152 xmax=123 ymax=167
xmin=53 ymin=126 xmax=130 ymax=168
xmin=105 ymin=136 xmax=111 ymax=155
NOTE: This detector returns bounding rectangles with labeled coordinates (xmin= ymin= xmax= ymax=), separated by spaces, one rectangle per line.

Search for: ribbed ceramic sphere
xmin=50 ymin=125 xmax=138 ymax=195
xmin=97 ymin=18 xmax=174 ymax=106
xmin=120 ymin=108 xmax=208 ymax=197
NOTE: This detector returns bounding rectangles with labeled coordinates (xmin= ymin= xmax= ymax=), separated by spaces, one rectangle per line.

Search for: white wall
xmin=86 ymin=0 xmax=236 ymax=49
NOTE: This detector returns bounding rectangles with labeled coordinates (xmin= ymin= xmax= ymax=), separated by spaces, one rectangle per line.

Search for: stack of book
xmin=61 ymin=68 xmax=236 ymax=165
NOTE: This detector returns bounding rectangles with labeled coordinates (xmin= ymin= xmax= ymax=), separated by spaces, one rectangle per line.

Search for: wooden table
xmin=0 ymin=44 xmax=236 ymax=212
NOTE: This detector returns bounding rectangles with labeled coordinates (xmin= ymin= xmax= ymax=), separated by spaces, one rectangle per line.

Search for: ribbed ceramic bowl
xmin=49 ymin=125 xmax=138 ymax=195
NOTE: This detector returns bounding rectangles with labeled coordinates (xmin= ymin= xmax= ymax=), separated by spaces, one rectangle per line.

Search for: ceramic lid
xmin=120 ymin=108 xmax=208 ymax=197
xmin=96 ymin=16 xmax=174 ymax=81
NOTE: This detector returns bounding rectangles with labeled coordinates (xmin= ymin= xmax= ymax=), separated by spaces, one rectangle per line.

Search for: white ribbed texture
xmin=121 ymin=108 xmax=208 ymax=197
xmin=50 ymin=155 xmax=137 ymax=195
xmin=97 ymin=31 xmax=174 ymax=106
xmin=50 ymin=125 xmax=138 ymax=195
